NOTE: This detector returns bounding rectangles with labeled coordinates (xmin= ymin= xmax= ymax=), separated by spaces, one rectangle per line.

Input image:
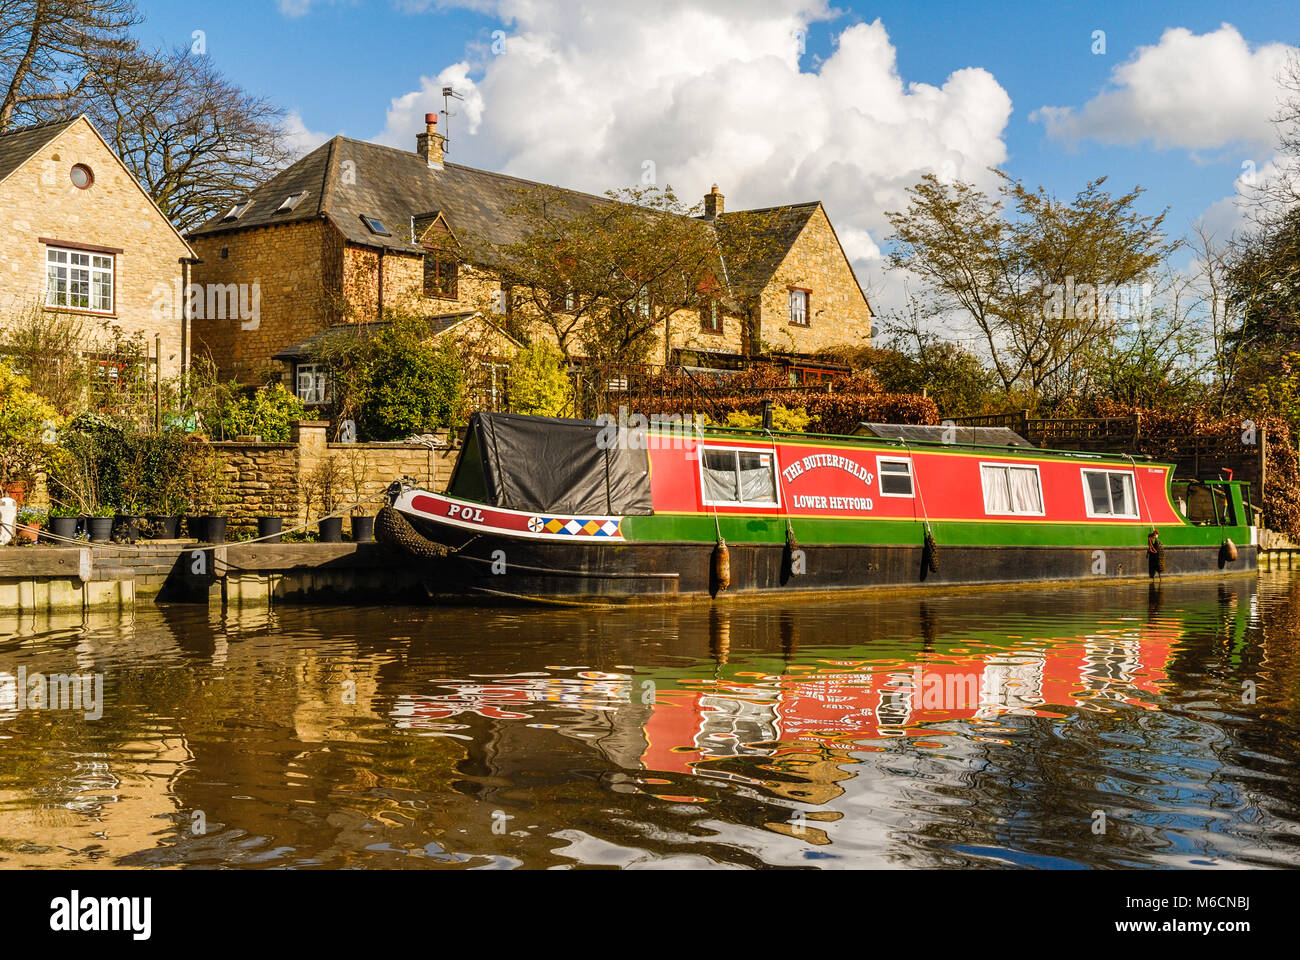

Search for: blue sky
xmin=133 ymin=0 xmax=1300 ymax=301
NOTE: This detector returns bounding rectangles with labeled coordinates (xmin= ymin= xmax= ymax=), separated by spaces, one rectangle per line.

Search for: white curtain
xmin=1008 ymin=467 xmax=1042 ymax=513
xmin=982 ymin=465 xmax=1012 ymax=513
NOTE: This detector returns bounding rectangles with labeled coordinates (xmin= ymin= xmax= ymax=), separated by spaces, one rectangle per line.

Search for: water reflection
xmin=0 ymin=574 xmax=1296 ymax=869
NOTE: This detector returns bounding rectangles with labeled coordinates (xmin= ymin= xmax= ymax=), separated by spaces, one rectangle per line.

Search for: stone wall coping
xmin=209 ymin=441 xmax=297 ymax=450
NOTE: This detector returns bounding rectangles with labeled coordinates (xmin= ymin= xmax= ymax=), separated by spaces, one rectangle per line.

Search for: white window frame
xmin=45 ymin=246 xmax=114 ymax=314
xmin=876 ymin=456 xmax=915 ymax=499
xmin=295 ymin=362 xmax=328 ymax=405
xmin=979 ymin=461 xmax=1045 ymax=517
xmin=788 ymin=289 xmax=809 ymax=326
xmin=1081 ymin=468 xmax=1140 ymax=519
xmin=698 ymin=444 xmax=781 ymax=509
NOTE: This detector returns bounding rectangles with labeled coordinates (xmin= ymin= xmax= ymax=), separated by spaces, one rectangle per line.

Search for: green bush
xmin=507 ymin=342 xmax=572 ymax=417
xmin=221 ymin=384 xmax=307 ymax=443
xmin=0 ymin=366 xmax=60 ymax=487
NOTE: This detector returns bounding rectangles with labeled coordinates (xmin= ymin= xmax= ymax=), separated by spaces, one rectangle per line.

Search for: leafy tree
xmin=506 ymin=341 xmax=571 ymax=417
xmin=886 ymin=171 xmax=1173 ymax=408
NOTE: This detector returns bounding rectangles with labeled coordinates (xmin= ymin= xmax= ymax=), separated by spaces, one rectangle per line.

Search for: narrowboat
xmin=376 ymin=412 xmax=1257 ymax=603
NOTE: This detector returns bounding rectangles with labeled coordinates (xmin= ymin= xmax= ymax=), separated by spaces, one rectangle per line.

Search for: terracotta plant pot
xmin=318 ymin=516 xmax=343 ymax=543
xmin=16 ymin=522 xmax=39 ymax=544
xmin=257 ymin=517 xmax=283 ymax=543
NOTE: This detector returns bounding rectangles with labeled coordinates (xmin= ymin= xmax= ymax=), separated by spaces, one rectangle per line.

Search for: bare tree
xmin=0 ymin=0 xmax=137 ymax=130
xmin=79 ymin=44 xmax=293 ymax=231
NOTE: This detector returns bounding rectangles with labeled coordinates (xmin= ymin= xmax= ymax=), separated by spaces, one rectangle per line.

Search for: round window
xmin=70 ymin=164 xmax=93 ymax=189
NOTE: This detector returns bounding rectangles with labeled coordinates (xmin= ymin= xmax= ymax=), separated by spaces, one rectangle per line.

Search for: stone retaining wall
xmin=211 ymin=421 xmax=457 ymax=531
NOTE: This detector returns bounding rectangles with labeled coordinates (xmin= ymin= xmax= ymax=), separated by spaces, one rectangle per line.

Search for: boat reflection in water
xmin=0 ymin=576 xmax=1293 ymax=869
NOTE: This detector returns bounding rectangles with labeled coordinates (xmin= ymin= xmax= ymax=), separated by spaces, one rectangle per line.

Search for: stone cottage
xmin=0 ymin=115 xmax=196 ymax=378
xmin=188 ymin=114 xmax=872 ymax=394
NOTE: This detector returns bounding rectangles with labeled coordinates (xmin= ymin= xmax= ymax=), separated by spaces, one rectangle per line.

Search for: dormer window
xmin=222 ymin=200 xmax=252 ymax=222
xmin=275 ymin=192 xmax=307 ymax=213
xmin=361 ymin=215 xmax=390 ymax=236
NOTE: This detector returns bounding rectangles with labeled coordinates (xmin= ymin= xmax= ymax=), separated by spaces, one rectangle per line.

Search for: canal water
xmin=1 ymin=573 xmax=1297 ymax=869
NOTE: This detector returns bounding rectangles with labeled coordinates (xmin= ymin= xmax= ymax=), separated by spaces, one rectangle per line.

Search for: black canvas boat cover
xmin=446 ymin=412 xmax=654 ymax=516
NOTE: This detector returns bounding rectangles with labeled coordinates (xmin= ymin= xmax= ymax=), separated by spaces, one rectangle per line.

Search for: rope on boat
xmin=765 ymin=426 xmax=801 ymax=577
xmin=904 ymin=440 xmax=940 ymax=573
xmin=374 ymin=505 xmax=451 ymax=558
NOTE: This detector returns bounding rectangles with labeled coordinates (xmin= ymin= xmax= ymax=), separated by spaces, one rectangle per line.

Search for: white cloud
xmin=375 ymin=0 xmax=1013 ymax=314
xmin=1034 ymin=25 xmax=1296 ymax=153
xmin=281 ymin=111 xmax=336 ymax=157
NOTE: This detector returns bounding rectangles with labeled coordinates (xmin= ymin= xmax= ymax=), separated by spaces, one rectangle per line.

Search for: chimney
xmin=416 ymin=113 xmax=445 ymax=169
xmin=704 ymin=184 xmax=724 ymax=219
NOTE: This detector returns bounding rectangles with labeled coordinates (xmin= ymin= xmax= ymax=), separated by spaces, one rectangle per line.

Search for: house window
xmin=980 ymin=462 xmax=1044 ymax=516
xmin=700 ymin=446 xmax=779 ymax=507
xmin=70 ymin=164 xmax=93 ymax=189
xmin=701 ymin=299 xmax=722 ymax=333
xmin=627 ymin=288 xmax=651 ymax=318
xmin=877 ymin=457 xmax=914 ymax=497
xmin=45 ymin=247 xmax=113 ymax=313
xmin=277 ymin=192 xmax=308 ymax=213
xmin=1082 ymin=469 xmax=1138 ymax=518
xmin=789 ymin=289 xmax=810 ymax=326
xmin=360 ymin=214 xmax=389 ymax=235
xmin=424 ymin=256 xmax=458 ymax=299
xmin=295 ymin=363 xmax=328 ymax=405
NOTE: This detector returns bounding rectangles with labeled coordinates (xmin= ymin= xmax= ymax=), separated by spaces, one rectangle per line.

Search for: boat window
xmin=1082 ymin=469 xmax=1138 ymax=518
xmin=878 ymin=457 xmax=914 ymax=497
xmin=980 ymin=463 xmax=1043 ymax=516
xmin=701 ymin=447 xmax=778 ymax=506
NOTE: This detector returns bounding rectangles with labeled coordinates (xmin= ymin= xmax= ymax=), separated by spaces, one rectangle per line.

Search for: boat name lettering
xmin=792 ymin=494 xmax=874 ymax=511
xmin=782 ymin=453 xmax=873 ymax=486
xmin=447 ymin=503 xmax=486 ymax=523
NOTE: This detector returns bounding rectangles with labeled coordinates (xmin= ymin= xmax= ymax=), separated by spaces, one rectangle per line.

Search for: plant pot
xmin=257 ymin=516 xmax=283 ymax=543
xmin=87 ymin=517 xmax=114 ymax=543
xmin=114 ymin=515 xmax=144 ymax=543
xmin=48 ymin=516 xmax=79 ymax=541
xmin=185 ymin=515 xmax=206 ymax=540
xmin=3 ymin=481 xmax=26 ymax=505
xmin=16 ymin=521 xmax=40 ymax=544
xmin=145 ymin=515 xmax=181 ymax=539
xmin=318 ymin=516 xmax=343 ymax=543
xmin=200 ymin=516 xmax=228 ymax=544
xmin=350 ymin=515 xmax=375 ymax=542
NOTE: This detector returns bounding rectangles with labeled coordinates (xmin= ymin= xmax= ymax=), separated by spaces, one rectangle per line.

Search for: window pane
xmin=1109 ymin=473 xmax=1136 ymax=516
xmin=1008 ymin=467 xmax=1042 ymax=513
xmin=702 ymin=450 xmax=738 ymax=502
xmin=880 ymin=461 xmax=913 ymax=496
xmin=1086 ymin=472 xmax=1111 ymax=514
xmin=737 ymin=452 xmax=776 ymax=503
xmin=981 ymin=465 xmax=1011 ymax=513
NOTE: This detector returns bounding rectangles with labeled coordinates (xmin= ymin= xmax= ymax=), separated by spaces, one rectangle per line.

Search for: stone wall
xmin=190 ymin=219 xmax=343 ymax=382
xmin=0 ymin=117 xmax=194 ymax=378
xmin=755 ymin=205 xmax=872 ymax=356
xmin=211 ymin=420 xmax=457 ymax=531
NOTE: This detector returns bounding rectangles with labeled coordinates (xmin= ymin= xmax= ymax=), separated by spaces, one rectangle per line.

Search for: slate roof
xmin=0 ymin=117 xmax=78 ymax=183
xmin=271 ymin=311 xmax=507 ymax=361
xmin=189 ymin=135 xmax=823 ymax=300
xmin=714 ymin=202 xmax=821 ymax=299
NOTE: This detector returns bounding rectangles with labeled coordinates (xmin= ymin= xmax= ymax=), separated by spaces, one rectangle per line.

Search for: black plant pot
xmin=185 ymin=515 xmax=205 ymax=540
xmin=114 ymin=515 xmax=144 ymax=543
xmin=318 ymin=516 xmax=343 ymax=543
xmin=350 ymin=515 xmax=374 ymax=542
xmin=87 ymin=517 xmax=114 ymax=543
xmin=201 ymin=516 xmax=228 ymax=544
xmin=145 ymin=514 xmax=181 ymax=539
xmin=257 ymin=516 xmax=283 ymax=543
xmin=49 ymin=516 xmax=79 ymax=542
